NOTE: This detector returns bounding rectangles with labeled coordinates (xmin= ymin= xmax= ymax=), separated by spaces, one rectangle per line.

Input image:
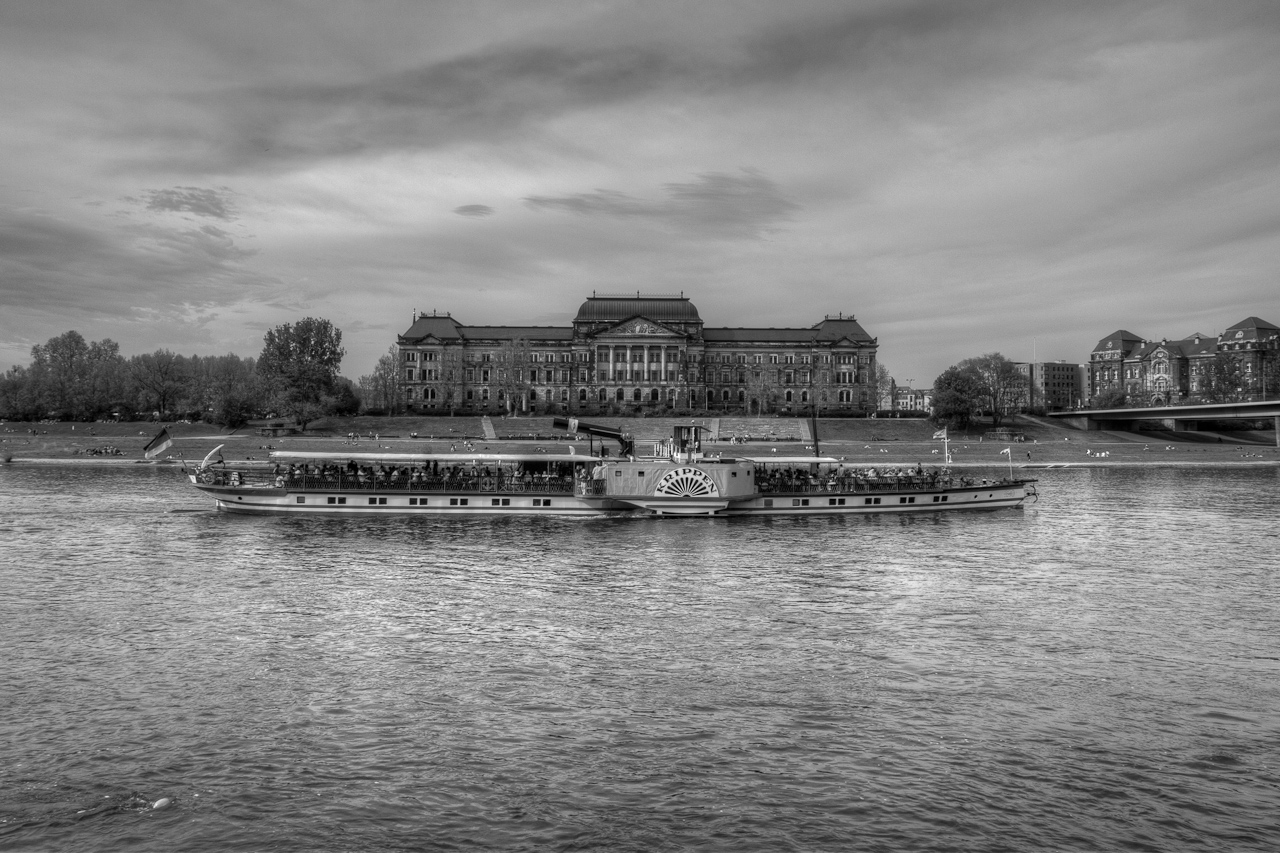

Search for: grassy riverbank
xmin=3 ymin=415 xmax=1277 ymax=468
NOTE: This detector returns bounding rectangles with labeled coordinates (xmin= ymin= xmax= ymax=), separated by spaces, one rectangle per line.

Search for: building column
xmin=643 ymin=345 xmax=650 ymax=383
xmin=660 ymin=347 xmax=667 ymax=384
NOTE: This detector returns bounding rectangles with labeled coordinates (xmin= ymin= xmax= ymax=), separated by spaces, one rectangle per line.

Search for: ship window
xmin=328 ymin=497 xmax=336 ymax=504
xmin=637 ymin=471 xmax=644 ymax=477
xmin=502 ymin=498 xmax=510 ymax=506
xmin=491 ymin=498 xmax=501 ymax=506
xmin=615 ymin=470 xmax=622 ymax=477
xmin=297 ymin=497 xmax=305 ymax=503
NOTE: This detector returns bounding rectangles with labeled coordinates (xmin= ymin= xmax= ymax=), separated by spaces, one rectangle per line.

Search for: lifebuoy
xmin=481 ymin=477 xmax=495 ymax=491
xmin=514 ymin=483 xmax=525 ymax=492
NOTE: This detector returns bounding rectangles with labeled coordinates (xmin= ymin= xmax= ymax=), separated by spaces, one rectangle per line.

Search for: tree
xmin=1093 ymin=388 xmax=1128 ymax=409
xmin=497 ymin=338 xmax=531 ymax=415
xmin=257 ymin=318 xmax=346 ymax=428
xmin=129 ymin=350 xmax=187 ymax=417
xmin=357 ymin=346 xmax=404 ymax=414
xmin=29 ymin=331 xmax=89 ymax=417
xmin=1199 ymin=353 xmax=1250 ymax=403
xmin=876 ymin=364 xmax=894 ymax=410
xmin=959 ymin=353 xmax=1027 ymax=426
xmin=930 ymin=364 xmax=985 ymax=430
xmin=187 ymin=354 xmax=266 ymax=427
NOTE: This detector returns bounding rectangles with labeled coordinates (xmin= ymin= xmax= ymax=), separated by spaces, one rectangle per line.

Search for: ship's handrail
xmin=199 ymin=469 xmax=578 ymax=495
xmin=755 ymin=475 xmax=1025 ymax=495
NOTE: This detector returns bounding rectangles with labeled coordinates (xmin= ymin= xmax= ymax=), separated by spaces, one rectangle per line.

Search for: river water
xmin=2 ymin=464 xmax=1278 ymax=852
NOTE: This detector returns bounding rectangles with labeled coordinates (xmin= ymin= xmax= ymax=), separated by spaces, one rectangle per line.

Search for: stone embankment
xmin=3 ymin=415 xmax=1277 ymax=467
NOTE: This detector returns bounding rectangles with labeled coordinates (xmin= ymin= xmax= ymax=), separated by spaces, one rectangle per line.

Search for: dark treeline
xmin=1 ymin=324 xmax=362 ymax=427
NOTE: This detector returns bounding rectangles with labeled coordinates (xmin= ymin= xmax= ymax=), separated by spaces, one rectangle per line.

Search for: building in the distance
xmin=396 ymin=293 xmax=879 ymax=415
xmin=893 ymin=386 xmax=932 ymax=413
xmin=1087 ymin=316 xmax=1280 ymax=406
xmin=1015 ymin=361 xmax=1086 ymax=411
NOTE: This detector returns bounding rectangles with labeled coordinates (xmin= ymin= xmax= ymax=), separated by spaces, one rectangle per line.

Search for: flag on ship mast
xmin=1000 ymin=447 xmax=1010 ymax=456
xmin=143 ymin=427 xmax=172 ymax=459
xmin=932 ymin=428 xmax=947 ymax=439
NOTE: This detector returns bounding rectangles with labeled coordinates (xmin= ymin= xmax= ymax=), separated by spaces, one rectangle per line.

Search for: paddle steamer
xmin=188 ymin=421 xmax=1036 ymax=516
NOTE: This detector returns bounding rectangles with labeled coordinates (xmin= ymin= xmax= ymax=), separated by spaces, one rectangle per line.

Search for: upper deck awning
xmin=740 ymin=456 xmax=842 ymax=464
xmin=268 ymin=451 xmax=599 ymax=464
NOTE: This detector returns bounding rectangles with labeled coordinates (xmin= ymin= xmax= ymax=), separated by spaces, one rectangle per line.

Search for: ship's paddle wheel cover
xmin=653 ymin=467 xmax=720 ymax=498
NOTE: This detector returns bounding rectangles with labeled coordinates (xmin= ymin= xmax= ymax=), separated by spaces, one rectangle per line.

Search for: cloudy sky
xmin=3 ymin=0 xmax=1278 ymax=387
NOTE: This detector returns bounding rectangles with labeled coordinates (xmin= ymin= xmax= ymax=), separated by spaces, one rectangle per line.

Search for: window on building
xmin=405 ymin=351 xmax=417 ymax=362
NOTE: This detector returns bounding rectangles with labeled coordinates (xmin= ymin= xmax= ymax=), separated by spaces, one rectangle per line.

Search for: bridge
xmin=1049 ymin=400 xmax=1280 ymax=444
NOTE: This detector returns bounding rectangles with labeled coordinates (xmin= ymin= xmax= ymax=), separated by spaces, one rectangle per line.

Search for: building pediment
xmin=590 ymin=315 xmax=688 ymax=340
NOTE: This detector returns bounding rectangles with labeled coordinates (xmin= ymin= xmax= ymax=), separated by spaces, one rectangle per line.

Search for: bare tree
xmin=357 ymin=346 xmax=404 ymax=414
xmin=497 ymin=338 xmax=531 ymax=415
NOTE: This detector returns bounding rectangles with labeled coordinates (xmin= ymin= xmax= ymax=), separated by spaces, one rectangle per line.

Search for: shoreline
xmin=6 ymin=457 xmax=1279 ymax=469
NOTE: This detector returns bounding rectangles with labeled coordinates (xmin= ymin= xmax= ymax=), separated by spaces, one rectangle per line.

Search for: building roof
xmin=702 ymin=325 xmax=872 ymax=345
xmin=1092 ymin=330 xmax=1143 ymax=354
xmin=400 ymin=313 xmax=463 ymax=342
xmin=1221 ymin=316 xmax=1280 ymax=343
xmin=573 ymin=295 xmax=702 ymax=323
xmin=458 ymin=326 xmax=574 ymax=341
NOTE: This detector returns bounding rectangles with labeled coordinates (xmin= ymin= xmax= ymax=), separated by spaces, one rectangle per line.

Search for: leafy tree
xmin=957 ymin=353 xmax=1027 ymax=426
xmin=257 ymin=318 xmax=346 ymax=428
xmin=1199 ymin=353 xmax=1251 ymax=403
xmin=187 ymin=354 xmax=266 ymax=427
xmin=1092 ymin=388 xmax=1128 ymax=409
xmin=129 ymin=350 xmax=187 ymax=417
xmin=930 ymin=364 xmax=985 ymax=430
xmin=329 ymin=377 xmax=361 ymax=417
xmin=29 ymin=331 xmax=89 ymax=417
xmin=0 ymin=366 xmax=40 ymax=420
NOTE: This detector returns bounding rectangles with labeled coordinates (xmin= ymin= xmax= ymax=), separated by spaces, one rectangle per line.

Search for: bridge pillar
xmin=1161 ymin=419 xmax=1197 ymax=431
xmin=1276 ymin=416 xmax=1279 ymax=447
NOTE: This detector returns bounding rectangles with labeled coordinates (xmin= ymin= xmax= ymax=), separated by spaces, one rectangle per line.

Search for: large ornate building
xmin=1088 ymin=316 xmax=1279 ymax=406
xmin=396 ymin=294 xmax=879 ymax=414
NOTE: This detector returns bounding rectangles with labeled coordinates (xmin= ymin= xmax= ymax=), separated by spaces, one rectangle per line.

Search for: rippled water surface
xmin=2 ymin=464 xmax=1279 ymax=852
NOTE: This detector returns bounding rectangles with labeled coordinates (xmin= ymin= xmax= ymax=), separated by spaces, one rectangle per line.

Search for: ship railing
xmin=201 ymin=469 xmax=577 ymax=495
xmin=757 ymin=477 xmax=953 ymax=495
xmin=755 ymin=475 xmax=1020 ymax=495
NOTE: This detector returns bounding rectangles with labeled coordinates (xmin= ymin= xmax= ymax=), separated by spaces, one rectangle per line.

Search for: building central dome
xmin=573 ymin=294 xmax=702 ymax=324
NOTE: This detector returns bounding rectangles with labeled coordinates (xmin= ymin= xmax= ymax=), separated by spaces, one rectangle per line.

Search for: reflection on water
xmin=2 ymin=465 xmax=1279 ymax=852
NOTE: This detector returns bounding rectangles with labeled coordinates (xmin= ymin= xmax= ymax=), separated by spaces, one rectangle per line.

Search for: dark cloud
xmin=453 ymin=204 xmax=495 ymax=217
xmin=0 ymin=211 xmax=270 ymax=320
xmin=142 ymin=187 xmax=236 ymax=220
xmin=524 ymin=171 xmax=797 ymax=238
xmin=163 ymin=43 xmax=687 ymax=171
